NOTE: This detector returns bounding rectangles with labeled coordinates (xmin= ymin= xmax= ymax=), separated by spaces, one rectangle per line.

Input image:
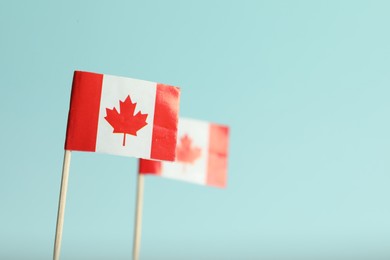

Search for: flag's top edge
xmin=73 ymin=70 xmax=180 ymax=90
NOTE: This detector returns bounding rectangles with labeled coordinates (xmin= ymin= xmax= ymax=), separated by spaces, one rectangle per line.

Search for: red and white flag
xmin=139 ymin=118 xmax=229 ymax=188
xmin=65 ymin=71 xmax=180 ymax=161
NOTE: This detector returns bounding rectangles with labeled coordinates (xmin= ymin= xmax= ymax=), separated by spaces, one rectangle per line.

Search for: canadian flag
xmin=139 ymin=118 xmax=229 ymax=188
xmin=65 ymin=71 xmax=180 ymax=161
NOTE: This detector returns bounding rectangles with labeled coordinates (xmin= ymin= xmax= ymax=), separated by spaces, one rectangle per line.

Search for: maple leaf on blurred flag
xmin=139 ymin=118 xmax=230 ymax=188
xmin=176 ymin=134 xmax=201 ymax=164
xmin=65 ymin=71 xmax=180 ymax=161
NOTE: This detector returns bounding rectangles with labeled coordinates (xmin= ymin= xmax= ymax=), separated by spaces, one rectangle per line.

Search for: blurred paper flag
xmin=139 ymin=118 xmax=229 ymax=187
xmin=65 ymin=71 xmax=180 ymax=161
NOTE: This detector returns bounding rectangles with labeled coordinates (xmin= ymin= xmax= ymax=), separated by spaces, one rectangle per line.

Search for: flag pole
xmin=53 ymin=150 xmax=72 ymax=260
xmin=133 ymin=173 xmax=145 ymax=260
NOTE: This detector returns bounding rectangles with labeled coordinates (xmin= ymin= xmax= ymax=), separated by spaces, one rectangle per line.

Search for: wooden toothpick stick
xmin=133 ymin=174 xmax=144 ymax=260
xmin=53 ymin=150 xmax=72 ymax=260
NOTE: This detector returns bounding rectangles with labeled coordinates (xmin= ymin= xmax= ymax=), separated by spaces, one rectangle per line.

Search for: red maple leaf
xmin=176 ymin=134 xmax=201 ymax=164
xmin=104 ymin=95 xmax=148 ymax=146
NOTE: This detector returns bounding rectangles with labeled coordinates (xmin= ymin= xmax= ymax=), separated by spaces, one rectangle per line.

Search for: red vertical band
xmin=64 ymin=71 xmax=103 ymax=151
xmin=206 ymin=124 xmax=229 ymax=188
xmin=138 ymin=159 xmax=162 ymax=175
xmin=150 ymin=84 xmax=180 ymax=161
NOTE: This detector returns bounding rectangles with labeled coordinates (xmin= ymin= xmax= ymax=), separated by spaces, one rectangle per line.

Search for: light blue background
xmin=1 ymin=1 xmax=390 ymax=259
